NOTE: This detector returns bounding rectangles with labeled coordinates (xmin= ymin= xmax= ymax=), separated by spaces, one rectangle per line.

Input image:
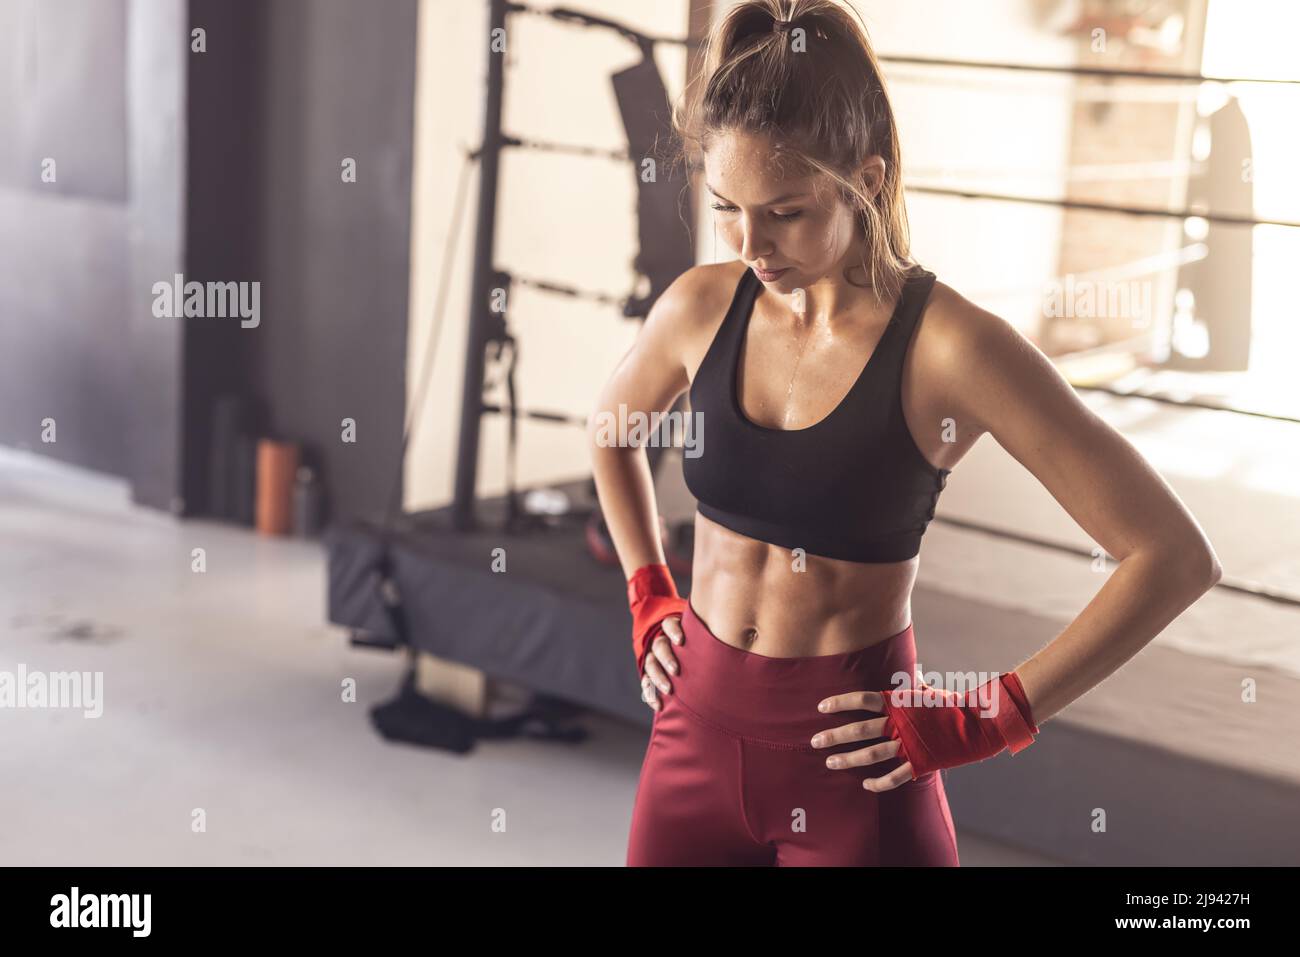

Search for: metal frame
xmin=453 ymin=0 xmax=509 ymax=531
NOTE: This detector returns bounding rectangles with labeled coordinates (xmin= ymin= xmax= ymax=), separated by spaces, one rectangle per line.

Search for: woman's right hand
xmin=639 ymin=614 xmax=685 ymax=712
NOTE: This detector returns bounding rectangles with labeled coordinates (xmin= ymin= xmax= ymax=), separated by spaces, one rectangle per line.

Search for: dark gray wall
xmin=248 ymin=0 xmax=417 ymax=523
xmin=183 ymin=0 xmax=261 ymax=515
xmin=0 ymin=0 xmax=418 ymax=522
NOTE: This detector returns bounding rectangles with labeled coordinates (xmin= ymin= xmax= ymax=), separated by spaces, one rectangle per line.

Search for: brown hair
xmin=673 ymin=0 xmax=918 ymax=301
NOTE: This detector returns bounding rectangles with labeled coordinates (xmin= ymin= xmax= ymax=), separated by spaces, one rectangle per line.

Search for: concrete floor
xmin=0 ymin=448 xmax=1062 ymax=866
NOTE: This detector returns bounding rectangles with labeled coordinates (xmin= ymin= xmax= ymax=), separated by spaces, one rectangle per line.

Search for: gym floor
xmin=0 ymin=448 xmax=1063 ymax=866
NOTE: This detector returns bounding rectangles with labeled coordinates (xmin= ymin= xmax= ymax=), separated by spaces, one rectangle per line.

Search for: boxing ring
xmin=328 ymin=478 xmax=661 ymax=727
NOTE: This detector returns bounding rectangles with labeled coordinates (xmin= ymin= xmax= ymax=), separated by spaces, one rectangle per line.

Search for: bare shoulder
xmin=643 ymin=260 xmax=748 ymax=375
xmin=915 ymin=279 xmax=1032 ymax=374
xmin=914 ymin=279 xmax=1072 ymax=437
xmin=649 ymin=260 xmax=745 ymax=334
xmin=594 ymin=262 xmax=747 ymax=418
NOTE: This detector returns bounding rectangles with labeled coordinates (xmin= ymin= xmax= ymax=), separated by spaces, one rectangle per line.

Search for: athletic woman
xmin=588 ymin=0 xmax=1222 ymax=867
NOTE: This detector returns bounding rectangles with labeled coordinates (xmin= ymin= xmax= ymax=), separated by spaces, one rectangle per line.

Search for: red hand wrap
xmin=879 ymin=671 xmax=1039 ymax=778
xmin=627 ymin=563 xmax=687 ymax=676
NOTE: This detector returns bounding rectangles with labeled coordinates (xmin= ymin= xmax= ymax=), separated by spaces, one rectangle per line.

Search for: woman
xmin=588 ymin=0 xmax=1221 ymax=867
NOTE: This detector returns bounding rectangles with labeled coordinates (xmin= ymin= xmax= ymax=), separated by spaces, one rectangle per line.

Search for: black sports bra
xmin=682 ymin=265 xmax=951 ymax=563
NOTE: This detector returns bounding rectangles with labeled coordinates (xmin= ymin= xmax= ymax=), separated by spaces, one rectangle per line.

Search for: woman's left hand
xmin=810 ymin=690 xmax=914 ymax=792
xmin=814 ymin=672 xmax=1041 ymax=786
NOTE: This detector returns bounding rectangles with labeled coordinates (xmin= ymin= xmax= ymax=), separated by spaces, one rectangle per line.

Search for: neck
xmin=784 ymin=247 xmax=882 ymax=325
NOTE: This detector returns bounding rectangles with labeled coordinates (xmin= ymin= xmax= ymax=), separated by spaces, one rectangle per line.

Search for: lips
xmin=754 ymin=266 xmax=789 ymax=281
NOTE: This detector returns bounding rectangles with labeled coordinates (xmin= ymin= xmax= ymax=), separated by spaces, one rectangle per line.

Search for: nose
xmin=737 ymin=214 xmax=772 ymax=263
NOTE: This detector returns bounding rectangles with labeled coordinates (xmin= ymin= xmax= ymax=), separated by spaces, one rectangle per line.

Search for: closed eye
xmin=709 ymin=202 xmax=803 ymax=222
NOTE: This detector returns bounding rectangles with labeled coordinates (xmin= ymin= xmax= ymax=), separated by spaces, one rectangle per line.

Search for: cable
xmin=933 ymin=514 xmax=1300 ymax=608
xmin=907 ymin=184 xmax=1300 ymax=231
xmin=381 ymin=146 xmax=477 ymax=536
xmin=504 ymin=0 xmax=1300 ymax=89
xmin=503 ymin=135 xmax=632 ymax=163
xmin=510 ymin=273 xmax=630 ymax=308
xmin=505 ymin=1 xmax=699 ymax=51
xmin=877 ymin=54 xmax=1300 ymax=87
xmin=361 ymin=146 xmax=476 ymax=651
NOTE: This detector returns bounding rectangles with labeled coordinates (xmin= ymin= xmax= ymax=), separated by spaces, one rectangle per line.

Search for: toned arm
xmin=928 ymin=284 xmax=1224 ymax=724
xmin=587 ymin=265 xmax=722 ymax=578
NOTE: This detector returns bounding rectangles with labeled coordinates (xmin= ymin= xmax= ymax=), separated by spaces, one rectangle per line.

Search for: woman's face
xmin=703 ymin=130 xmax=876 ymax=292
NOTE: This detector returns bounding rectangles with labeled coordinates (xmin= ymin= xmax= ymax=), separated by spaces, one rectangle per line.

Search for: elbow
xmin=1185 ymin=546 xmax=1223 ymax=593
xmin=1169 ymin=521 xmax=1225 ymax=593
xmin=1197 ymin=534 xmax=1224 ymax=589
xmin=1140 ymin=538 xmax=1222 ymax=594
xmin=1205 ymin=553 xmax=1224 ymax=589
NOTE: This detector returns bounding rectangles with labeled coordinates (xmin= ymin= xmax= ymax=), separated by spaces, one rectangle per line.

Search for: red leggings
xmin=627 ymin=599 xmax=959 ymax=866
